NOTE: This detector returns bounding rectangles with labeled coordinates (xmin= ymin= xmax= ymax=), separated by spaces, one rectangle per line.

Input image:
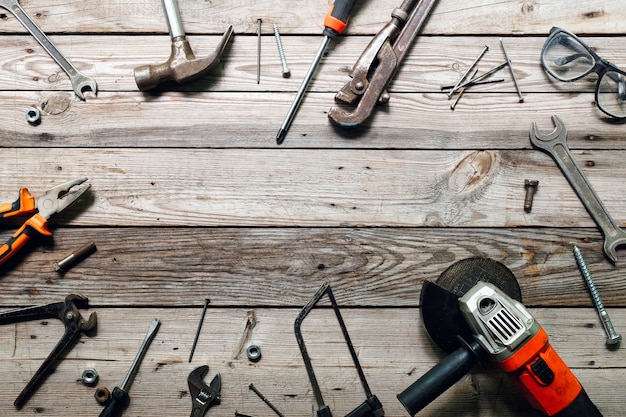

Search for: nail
xmin=447 ymin=45 xmax=488 ymax=98
xmin=500 ymin=38 xmax=524 ymax=102
xmin=189 ymin=298 xmax=210 ymax=362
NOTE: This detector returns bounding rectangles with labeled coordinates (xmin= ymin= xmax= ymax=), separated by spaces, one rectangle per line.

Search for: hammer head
xmin=134 ymin=26 xmax=233 ymax=91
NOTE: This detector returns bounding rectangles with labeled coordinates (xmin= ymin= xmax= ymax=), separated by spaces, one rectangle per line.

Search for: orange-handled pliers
xmin=0 ymin=177 xmax=90 ymax=265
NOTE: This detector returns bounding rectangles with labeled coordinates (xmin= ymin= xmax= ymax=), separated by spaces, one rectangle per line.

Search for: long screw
xmin=573 ymin=246 xmax=622 ymax=346
xmin=273 ymin=24 xmax=290 ymax=78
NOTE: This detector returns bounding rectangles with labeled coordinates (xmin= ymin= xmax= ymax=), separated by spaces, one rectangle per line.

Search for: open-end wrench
xmin=530 ymin=115 xmax=626 ymax=264
xmin=0 ymin=0 xmax=97 ymax=99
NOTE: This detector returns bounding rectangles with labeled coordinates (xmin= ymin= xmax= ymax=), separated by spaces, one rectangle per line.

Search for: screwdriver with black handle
xmin=276 ymin=0 xmax=359 ymax=145
xmin=99 ymin=318 xmax=160 ymax=417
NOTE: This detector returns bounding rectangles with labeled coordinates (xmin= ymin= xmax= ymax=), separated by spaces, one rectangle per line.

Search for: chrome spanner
xmin=530 ymin=115 xmax=626 ymax=264
xmin=0 ymin=0 xmax=97 ymax=99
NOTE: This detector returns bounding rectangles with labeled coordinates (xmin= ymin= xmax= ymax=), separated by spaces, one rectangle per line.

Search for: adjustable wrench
xmin=530 ymin=115 xmax=626 ymax=264
xmin=0 ymin=0 xmax=97 ymax=99
xmin=188 ymin=365 xmax=221 ymax=417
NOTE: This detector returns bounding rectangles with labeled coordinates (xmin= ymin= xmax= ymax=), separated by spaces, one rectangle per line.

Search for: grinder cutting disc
xmin=420 ymin=257 xmax=522 ymax=354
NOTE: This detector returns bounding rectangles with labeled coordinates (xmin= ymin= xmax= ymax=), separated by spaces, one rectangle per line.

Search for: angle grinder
xmin=397 ymin=257 xmax=603 ymax=417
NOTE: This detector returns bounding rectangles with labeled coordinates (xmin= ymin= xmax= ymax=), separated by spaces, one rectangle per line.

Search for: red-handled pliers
xmin=0 ymin=177 xmax=91 ymax=265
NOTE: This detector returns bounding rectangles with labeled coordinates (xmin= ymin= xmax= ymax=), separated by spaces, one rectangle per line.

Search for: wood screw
xmin=573 ymin=246 xmax=622 ymax=346
xmin=273 ymin=24 xmax=290 ymax=78
xmin=523 ymin=179 xmax=538 ymax=212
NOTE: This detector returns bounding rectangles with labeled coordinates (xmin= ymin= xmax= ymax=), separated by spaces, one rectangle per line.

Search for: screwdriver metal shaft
xmin=99 ymin=318 xmax=161 ymax=417
xmin=276 ymin=0 xmax=358 ymax=145
xmin=276 ymin=36 xmax=331 ymax=145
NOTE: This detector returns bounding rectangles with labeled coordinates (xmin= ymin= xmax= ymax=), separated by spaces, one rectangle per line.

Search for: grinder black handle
xmin=396 ymin=340 xmax=484 ymax=416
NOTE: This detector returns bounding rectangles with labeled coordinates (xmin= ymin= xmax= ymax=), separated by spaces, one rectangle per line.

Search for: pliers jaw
xmin=36 ymin=177 xmax=91 ymax=220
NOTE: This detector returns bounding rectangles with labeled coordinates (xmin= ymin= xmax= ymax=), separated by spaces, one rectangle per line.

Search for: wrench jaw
xmin=529 ymin=115 xmax=567 ymax=150
xmin=72 ymin=75 xmax=98 ymax=100
xmin=188 ymin=365 xmax=221 ymax=417
xmin=603 ymin=235 xmax=626 ymax=265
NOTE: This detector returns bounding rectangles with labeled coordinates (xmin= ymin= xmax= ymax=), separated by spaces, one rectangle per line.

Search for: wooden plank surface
xmin=0 ymin=0 xmax=625 ymax=416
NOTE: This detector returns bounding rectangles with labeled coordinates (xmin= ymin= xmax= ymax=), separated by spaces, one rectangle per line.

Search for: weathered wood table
xmin=0 ymin=1 xmax=624 ymax=416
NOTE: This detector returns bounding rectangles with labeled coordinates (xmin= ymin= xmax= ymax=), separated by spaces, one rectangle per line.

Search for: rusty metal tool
xmin=0 ymin=177 xmax=91 ymax=266
xmin=328 ymin=0 xmax=437 ymax=127
xmin=295 ymin=282 xmax=384 ymax=417
xmin=188 ymin=365 xmax=221 ymax=417
xmin=0 ymin=0 xmax=97 ymax=99
xmin=100 ymin=318 xmax=160 ymax=417
xmin=0 ymin=294 xmax=97 ymax=408
xmin=276 ymin=0 xmax=359 ymax=144
xmin=530 ymin=115 xmax=626 ymax=264
xmin=134 ymin=0 xmax=233 ymax=91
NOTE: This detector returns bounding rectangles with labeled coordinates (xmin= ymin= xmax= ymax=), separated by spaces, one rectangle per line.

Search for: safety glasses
xmin=541 ymin=26 xmax=626 ymax=119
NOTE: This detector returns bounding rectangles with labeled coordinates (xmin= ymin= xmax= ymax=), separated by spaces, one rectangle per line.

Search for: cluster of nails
xmin=443 ymin=39 xmax=524 ymax=110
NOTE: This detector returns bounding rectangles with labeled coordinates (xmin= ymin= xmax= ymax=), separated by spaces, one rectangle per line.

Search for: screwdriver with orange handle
xmin=276 ymin=0 xmax=359 ymax=145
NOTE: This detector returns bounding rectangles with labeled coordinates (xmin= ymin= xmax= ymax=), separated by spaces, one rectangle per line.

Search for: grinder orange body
xmin=398 ymin=278 xmax=603 ymax=417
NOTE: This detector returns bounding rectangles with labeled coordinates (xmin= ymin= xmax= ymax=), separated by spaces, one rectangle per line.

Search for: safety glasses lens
xmin=542 ymin=31 xmax=595 ymax=81
xmin=598 ymin=70 xmax=626 ymax=118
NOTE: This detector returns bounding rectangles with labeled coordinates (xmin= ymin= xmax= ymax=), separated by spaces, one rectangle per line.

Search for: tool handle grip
xmin=397 ymin=340 xmax=483 ymax=416
xmin=323 ymin=0 xmax=358 ymax=37
xmin=499 ymin=329 xmax=603 ymax=417
xmin=553 ymin=389 xmax=603 ymax=417
xmin=0 ymin=188 xmax=36 ymax=218
xmin=98 ymin=387 xmax=129 ymax=417
xmin=0 ymin=214 xmax=50 ymax=265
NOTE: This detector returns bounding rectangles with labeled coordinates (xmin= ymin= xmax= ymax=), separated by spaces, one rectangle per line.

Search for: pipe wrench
xmin=328 ymin=0 xmax=437 ymax=127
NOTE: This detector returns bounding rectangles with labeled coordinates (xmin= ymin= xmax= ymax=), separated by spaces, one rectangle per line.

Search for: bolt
xmin=273 ymin=24 xmax=290 ymax=78
xmin=573 ymin=246 xmax=622 ymax=346
xmin=54 ymin=241 xmax=97 ymax=273
xmin=524 ymin=179 xmax=538 ymax=212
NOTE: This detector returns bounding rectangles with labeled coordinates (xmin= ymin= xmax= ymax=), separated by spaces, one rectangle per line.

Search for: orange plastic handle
xmin=498 ymin=327 xmax=583 ymax=415
xmin=323 ymin=0 xmax=357 ymax=36
xmin=0 ymin=187 xmax=36 ymax=218
xmin=0 ymin=214 xmax=51 ymax=265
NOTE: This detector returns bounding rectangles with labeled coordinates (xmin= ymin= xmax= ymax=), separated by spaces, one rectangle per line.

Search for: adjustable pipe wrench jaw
xmin=188 ymin=365 xmax=221 ymax=417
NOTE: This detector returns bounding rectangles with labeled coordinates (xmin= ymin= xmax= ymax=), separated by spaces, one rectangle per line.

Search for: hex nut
xmin=246 ymin=344 xmax=262 ymax=362
xmin=94 ymin=386 xmax=111 ymax=404
xmin=81 ymin=368 xmax=99 ymax=386
xmin=25 ymin=107 xmax=41 ymax=125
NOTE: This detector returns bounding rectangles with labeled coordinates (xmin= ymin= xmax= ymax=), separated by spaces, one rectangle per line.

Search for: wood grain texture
xmin=0 ymin=308 xmax=623 ymax=416
xmin=0 ymin=0 xmax=624 ymax=416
